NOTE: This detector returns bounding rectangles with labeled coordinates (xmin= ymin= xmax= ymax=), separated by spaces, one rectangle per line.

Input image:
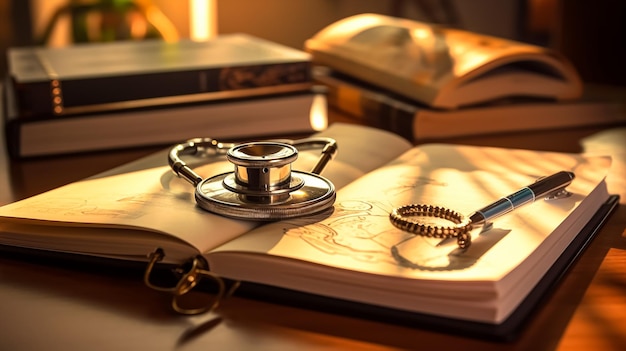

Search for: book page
xmin=208 ymin=144 xmax=611 ymax=322
xmin=0 ymin=123 xmax=412 ymax=263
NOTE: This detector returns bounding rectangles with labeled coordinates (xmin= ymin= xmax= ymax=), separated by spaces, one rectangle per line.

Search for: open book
xmin=305 ymin=14 xmax=583 ymax=109
xmin=0 ymin=123 xmax=616 ymax=338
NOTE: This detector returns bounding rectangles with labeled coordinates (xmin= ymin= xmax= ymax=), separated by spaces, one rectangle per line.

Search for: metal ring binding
xmin=144 ymin=248 xmax=240 ymax=315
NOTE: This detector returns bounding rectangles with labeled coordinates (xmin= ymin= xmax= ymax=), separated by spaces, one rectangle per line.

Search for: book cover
xmin=7 ymin=34 xmax=312 ymax=117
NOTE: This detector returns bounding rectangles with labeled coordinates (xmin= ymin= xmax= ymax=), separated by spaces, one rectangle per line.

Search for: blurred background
xmin=1 ymin=0 xmax=625 ymax=86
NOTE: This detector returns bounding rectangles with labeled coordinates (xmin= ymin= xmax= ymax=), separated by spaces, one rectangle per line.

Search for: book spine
xmin=314 ymin=69 xmax=416 ymax=141
xmin=3 ymin=76 xmax=21 ymax=159
xmin=12 ymin=62 xmax=312 ymax=118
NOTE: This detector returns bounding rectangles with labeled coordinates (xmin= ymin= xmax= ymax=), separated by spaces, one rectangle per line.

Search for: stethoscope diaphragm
xmin=169 ymin=137 xmax=337 ymax=220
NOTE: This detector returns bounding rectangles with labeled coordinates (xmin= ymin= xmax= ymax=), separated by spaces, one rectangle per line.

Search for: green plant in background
xmin=37 ymin=0 xmax=178 ymax=45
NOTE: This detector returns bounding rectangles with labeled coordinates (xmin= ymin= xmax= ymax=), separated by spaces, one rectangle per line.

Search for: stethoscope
xmin=168 ymin=137 xmax=338 ymax=220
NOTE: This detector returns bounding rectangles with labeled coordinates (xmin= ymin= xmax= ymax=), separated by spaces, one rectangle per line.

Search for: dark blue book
xmin=7 ymin=34 xmax=312 ymax=117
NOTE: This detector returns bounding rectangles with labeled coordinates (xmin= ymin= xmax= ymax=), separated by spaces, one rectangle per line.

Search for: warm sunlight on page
xmin=210 ymin=144 xmax=611 ymax=323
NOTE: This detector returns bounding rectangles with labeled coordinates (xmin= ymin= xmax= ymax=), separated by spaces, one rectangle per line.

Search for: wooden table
xmin=1 ymin=110 xmax=625 ymax=351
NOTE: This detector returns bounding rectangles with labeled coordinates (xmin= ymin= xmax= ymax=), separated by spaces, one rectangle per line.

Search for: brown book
xmin=7 ymin=34 xmax=312 ymax=117
xmin=313 ymin=67 xmax=626 ymax=141
xmin=2 ymin=83 xmax=328 ymax=158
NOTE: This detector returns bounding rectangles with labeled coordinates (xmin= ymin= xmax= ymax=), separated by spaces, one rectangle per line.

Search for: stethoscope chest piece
xmin=170 ymin=138 xmax=337 ymax=221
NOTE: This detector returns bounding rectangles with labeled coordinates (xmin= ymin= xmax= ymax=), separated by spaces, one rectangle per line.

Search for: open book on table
xmin=0 ymin=123 xmax=617 ymax=339
xmin=305 ymin=13 xmax=583 ymax=109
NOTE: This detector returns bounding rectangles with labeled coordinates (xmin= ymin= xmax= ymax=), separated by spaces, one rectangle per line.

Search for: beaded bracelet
xmin=389 ymin=204 xmax=473 ymax=249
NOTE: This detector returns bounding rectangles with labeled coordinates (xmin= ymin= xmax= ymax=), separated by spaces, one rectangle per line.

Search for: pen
xmin=468 ymin=171 xmax=575 ymax=226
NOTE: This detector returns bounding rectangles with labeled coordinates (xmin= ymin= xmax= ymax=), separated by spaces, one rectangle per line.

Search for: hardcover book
xmin=7 ymin=34 xmax=312 ymax=117
xmin=305 ymin=14 xmax=583 ymax=109
xmin=0 ymin=123 xmax=617 ymax=339
xmin=2 ymin=81 xmax=328 ymax=158
xmin=313 ymin=67 xmax=626 ymax=141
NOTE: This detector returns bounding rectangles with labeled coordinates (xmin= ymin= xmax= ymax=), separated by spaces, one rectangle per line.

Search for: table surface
xmin=1 ymin=110 xmax=625 ymax=351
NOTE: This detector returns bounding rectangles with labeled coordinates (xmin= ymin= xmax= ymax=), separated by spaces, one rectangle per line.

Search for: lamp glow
xmin=190 ymin=0 xmax=217 ymax=41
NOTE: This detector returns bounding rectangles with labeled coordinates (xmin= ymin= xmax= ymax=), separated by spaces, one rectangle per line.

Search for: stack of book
xmin=305 ymin=14 xmax=625 ymax=141
xmin=3 ymin=34 xmax=327 ymax=158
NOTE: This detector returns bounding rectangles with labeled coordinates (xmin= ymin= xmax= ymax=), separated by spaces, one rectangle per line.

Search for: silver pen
xmin=468 ymin=171 xmax=575 ymax=226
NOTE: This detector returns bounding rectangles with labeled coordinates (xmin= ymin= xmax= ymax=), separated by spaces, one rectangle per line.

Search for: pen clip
xmin=533 ymin=176 xmax=573 ymax=201
xmin=544 ymin=187 xmax=572 ymax=201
